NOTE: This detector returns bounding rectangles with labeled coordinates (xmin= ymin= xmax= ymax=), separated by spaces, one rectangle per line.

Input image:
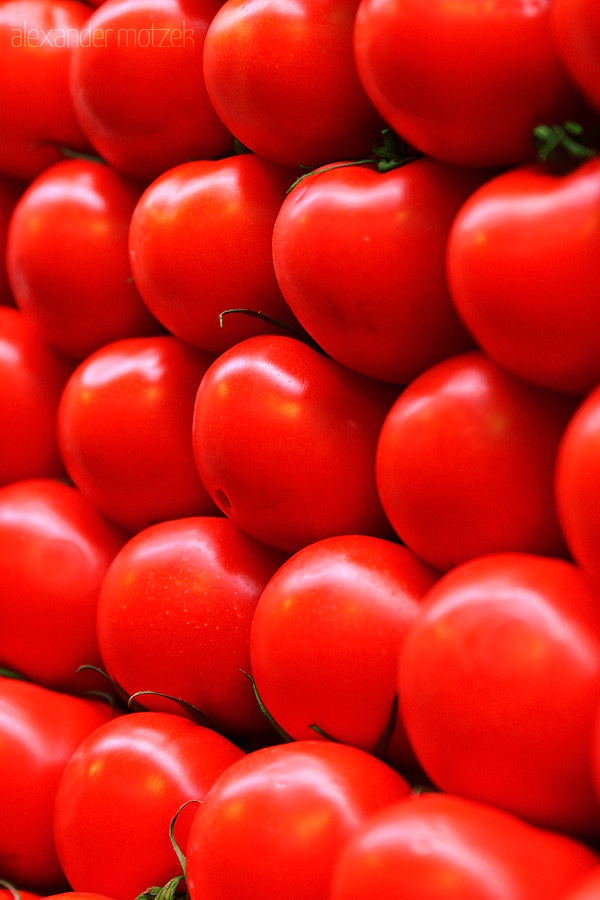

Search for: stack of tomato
xmin=2 ymin=0 xmax=600 ymax=898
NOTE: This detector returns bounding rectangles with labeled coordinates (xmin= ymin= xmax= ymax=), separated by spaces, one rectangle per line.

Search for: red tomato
xmin=129 ymin=155 xmax=298 ymax=355
xmin=375 ymin=351 xmax=573 ymax=571
xmin=330 ymin=793 xmax=600 ymax=900
xmin=560 ymin=868 xmax=600 ymax=900
xmin=0 ymin=677 xmax=114 ymax=892
xmin=0 ymin=478 xmax=126 ymax=693
xmin=58 ymin=336 xmax=218 ymax=533
xmin=192 ymin=335 xmax=397 ymax=554
xmin=0 ymin=0 xmax=92 ymax=181
xmin=53 ymin=712 xmax=245 ymax=900
xmin=186 ymin=741 xmax=411 ymax=900
xmin=0 ymin=308 xmax=73 ymax=487
xmin=69 ymin=0 xmax=233 ymax=181
xmin=250 ymin=534 xmax=437 ymax=769
xmin=7 ymin=159 xmax=160 ymax=361
xmin=353 ymin=0 xmax=587 ymax=168
xmin=400 ymin=553 xmax=600 ymax=838
xmin=272 ymin=158 xmax=482 ymax=384
xmin=447 ymin=157 xmax=600 ymax=395
xmin=97 ymin=516 xmax=287 ymax=738
xmin=556 ymin=385 xmax=600 ymax=591
xmin=553 ymin=0 xmax=600 ymax=115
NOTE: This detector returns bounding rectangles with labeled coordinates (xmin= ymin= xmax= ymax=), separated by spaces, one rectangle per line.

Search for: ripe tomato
xmin=249 ymin=534 xmax=437 ymax=768
xmin=202 ymin=0 xmax=384 ymax=169
xmin=129 ymin=155 xmax=298 ymax=355
xmin=97 ymin=516 xmax=286 ymax=738
xmin=69 ymin=0 xmax=233 ymax=181
xmin=0 ymin=478 xmax=126 ymax=693
xmin=553 ymin=0 xmax=600 ymax=115
xmin=0 ymin=308 xmax=73 ymax=487
xmin=0 ymin=0 xmax=92 ymax=182
xmin=53 ymin=712 xmax=245 ymax=900
xmin=192 ymin=335 xmax=397 ymax=554
xmin=7 ymin=159 xmax=160 ymax=361
xmin=272 ymin=158 xmax=482 ymax=384
xmin=375 ymin=351 xmax=573 ymax=571
xmin=353 ymin=0 xmax=587 ymax=168
xmin=447 ymin=157 xmax=600 ymax=395
xmin=0 ymin=677 xmax=114 ymax=892
xmin=400 ymin=553 xmax=600 ymax=838
xmin=58 ymin=336 xmax=218 ymax=533
xmin=330 ymin=793 xmax=600 ymax=900
xmin=185 ymin=741 xmax=411 ymax=900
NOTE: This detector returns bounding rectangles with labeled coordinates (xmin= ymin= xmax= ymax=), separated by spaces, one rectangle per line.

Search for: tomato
xmin=69 ymin=0 xmax=233 ymax=181
xmin=53 ymin=711 xmax=245 ymax=900
xmin=553 ymin=0 xmax=600 ymax=115
xmin=0 ymin=478 xmax=126 ymax=693
xmin=192 ymin=335 xmax=397 ymax=554
xmin=0 ymin=177 xmax=23 ymax=306
xmin=202 ymin=0 xmax=384 ymax=169
xmin=7 ymin=159 xmax=160 ymax=361
xmin=556 ymin=385 xmax=600 ymax=592
xmin=0 ymin=0 xmax=92 ymax=182
xmin=58 ymin=336 xmax=218 ymax=533
xmin=0 ymin=308 xmax=73 ymax=487
xmin=272 ymin=158 xmax=483 ymax=384
xmin=330 ymin=793 xmax=600 ymax=900
xmin=560 ymin=868 xmax=600 ymax=900
xmin=129 ymin=155 xmax=298 ymax=355
xmin=185 ymin=741 xmax=411 ymax=900
xmin=447 ymin=157 xmax=600 ymax=395
xmin=0 ymin=677 xmax=114 ymax=892
xmin=400 ymin=553 xmax=600 ymax=838
xmin=249 ymin=534 xmax=437 ymax=770
xmin=375 ymin=351 xmax=573 ymax=571
xmin=97 ymin=516 xmax=287 ymax=738
xmin=353 ymin=0 xmax=588 ymax=168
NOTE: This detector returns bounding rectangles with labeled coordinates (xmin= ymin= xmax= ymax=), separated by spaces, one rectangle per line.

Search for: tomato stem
xmin=239 ymin=669 xmax=295 ymax=742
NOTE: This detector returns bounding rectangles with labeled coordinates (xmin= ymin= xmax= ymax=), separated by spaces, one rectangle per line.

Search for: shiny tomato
xmin=192 ymin=335 xmax=397 ymax=554
xmin=553 ymin=0 xmax=600 ymax=114
xmin=129 ymin=155 xmax=297 ymax=355
xmin=202 ymin=0 xmax=384 ymax=169
xmin=0 ymin=0 xmax=91 ymax=182
xmin=375 ymin=351 xmax=573 ymax=571
xmin=330 ymin=793 xmax=600 ymax=900
xmin=447 ymin=157 xmax=600 ymax=395
xmin=0 ymin=677 xmax=114 ymax=892
xmin=97 ymin=516 xmax=286 ymax=738
xmin=0 ymin=308 xmax=73 ymax=487
xmin=272 ymin=158 xmax=481 ymax=384
xmin=353 ymin=0 xmax=587 ymax=168
xmin=7 ymin=159 xmax=160 ymax=361
xmin=53 ymin=712 xmax=244 ymax=900
xmin=69 ymin=0 xmax=233 ymax=181
xmin=400 ymin=553 xmax=600 ymax=838
xmin=58 ymin=336 xmax=217 ymax=533
xmin=249 ymin=534 xmax=437 ymax=769
xmin=186 ymin=741 xmax=411 ymax=900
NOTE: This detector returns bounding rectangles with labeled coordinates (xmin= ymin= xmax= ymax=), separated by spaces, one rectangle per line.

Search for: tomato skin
xmin=250 ymin=534 xmax=437 ymax=767
xmin=202 ymin=0 xmax=384 ymax=170
xmin=97 ymin=516 xmax=287 ymax=738
xmin=0 ymin=177 xmax=23 ymax=306
xmin=53 ymin=712 xmax=244 ymax=900
xmin=0 ymin=308 xmax=73 ymax=487
xmin=186 ymin=741 xmax=411 ymax=900
xmin=0 ymin=478 xmax=127 ymax=693
xmin=129 ymin=155 xmax=297 ymax=355
xmin=353 ymin=0 xmax=586 ymax=168
xmin=0 ymin=677 xmax=114 ymax=892
xmin=58 ymin=336 xmax=218 ymax=533
xmin=553 ymin=0 xmax=600 ymax=115
xmin=69 ymin=0 xmax=233 ymax=181
xmin=330 ymin=793 xmax=600 ymax=900
xmin=375 ymin=351 xmax=573 ymax=571
xmin=192 ymin=335 xmax=397 ymax=554
xmin=447 ymin=158 xmax=600 ymax=395
xmin=400 ymin=553 xmax=600 ymax=838
xmin=272 ymin=159 xmax=481 ymax=384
